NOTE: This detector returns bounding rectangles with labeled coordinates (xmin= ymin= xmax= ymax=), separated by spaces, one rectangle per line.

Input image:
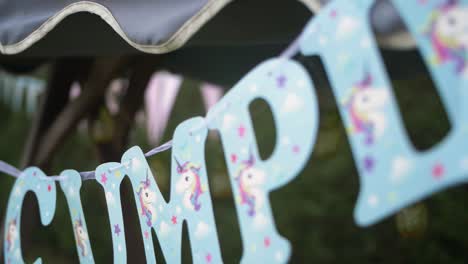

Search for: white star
xmin=275 ymin=251 xmax=284 ymax=262
xmin=68 ymin=187 xmax=75 ymax=197
xmin=249 ymin=84 xmax=258 ymax=93
xmin=241 ymin=147 xmax=248 ymax=155
xmin=368 ymin=195 xmax=379 ymax=207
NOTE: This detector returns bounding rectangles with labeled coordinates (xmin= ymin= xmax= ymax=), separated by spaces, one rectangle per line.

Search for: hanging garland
xmin=3 ymin=0 xmax=468 ymax=263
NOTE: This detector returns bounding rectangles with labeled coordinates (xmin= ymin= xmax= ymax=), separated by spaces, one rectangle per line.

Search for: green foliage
xmin=0 ymin=76 xmax=467 ymax=263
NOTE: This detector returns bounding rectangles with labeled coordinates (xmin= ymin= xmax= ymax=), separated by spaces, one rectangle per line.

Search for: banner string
xmin=0 ymin=140 xmax=173 ymax=182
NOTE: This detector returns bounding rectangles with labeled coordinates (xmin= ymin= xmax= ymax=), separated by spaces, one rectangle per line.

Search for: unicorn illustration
xmin=175 ymin=158 xmax=204 ymax=211
xmin=342 ymin=72 xmax=389 ymax=145
xmin=6 ymin=218 xmax=18 ymax=252
xmin=235 ymin=150 xmax=266 ymax=217
xmin=136 ymin=170 xmax=157 ymax=227
xmin=423 ymin=0 xmax=468 ymax=75
xmin=74 ymin=217 xmax=89 ymax=257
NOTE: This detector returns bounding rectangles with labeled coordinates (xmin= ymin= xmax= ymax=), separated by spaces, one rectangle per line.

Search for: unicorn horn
xmin=175 ymin=157 xmax=183 ymax=173
xmin=247 ymin=146 xmax=255 ymax=166
xmin=446 ymin=0 xmax=457 ymax=7
xmin=358 ymin=71 xmax=372 ymax=88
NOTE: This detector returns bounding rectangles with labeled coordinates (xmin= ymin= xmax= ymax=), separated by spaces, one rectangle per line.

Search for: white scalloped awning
xmin=0 ymin=0 xmax=237 ymax=55
xmin=0 ymin=0 xmax=413 ymax=56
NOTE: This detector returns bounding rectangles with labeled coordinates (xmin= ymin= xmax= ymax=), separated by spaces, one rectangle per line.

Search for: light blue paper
xmin=206 ymin=58 xmax=319 ymax=263
xmin=300 ymin=0 xmax=468 ymax=226
xmin=59 ymin=170 xmax=95 ymax=263
xmin=3 ymin=168 xmax=56 ymax=264
xmin=95 ymin=118 xmax=221 ymax=263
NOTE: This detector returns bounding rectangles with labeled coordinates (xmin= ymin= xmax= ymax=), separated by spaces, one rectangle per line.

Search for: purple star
xmin=363 ymin=156 xmax=375 ymax=172
xmin=276 ymin=75 xmax=287 ymax=88
xmin=114 ymin=224 xmax=121 ymax=236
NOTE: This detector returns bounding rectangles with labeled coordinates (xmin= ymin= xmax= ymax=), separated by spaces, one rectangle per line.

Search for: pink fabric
xmin=200 ymin=82 xmax=223 ymax=113
xmin=145 ymin=71 xmax=182 ymax=144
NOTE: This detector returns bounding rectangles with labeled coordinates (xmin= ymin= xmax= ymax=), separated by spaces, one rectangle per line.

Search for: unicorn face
xmin=353 ymin=88 xmax=388 ymax=113
xmin=434 ymin=7 xmax=468 ymax=46
xmin=140 ymin=186 xmax=157 ymax=206
xmin=239 ymin=166 xmax=266 ymax=187
xmin=176 ymin=170 xmax=197 ymax=194
xmin=8 ymin=221 xmax=17 ymax=239
xmin=75 ymin=224 xmax=88 ymax=241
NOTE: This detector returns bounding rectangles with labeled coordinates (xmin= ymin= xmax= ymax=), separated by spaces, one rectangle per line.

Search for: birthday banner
xmin=3 ymin=0 xmax=468 ymax=263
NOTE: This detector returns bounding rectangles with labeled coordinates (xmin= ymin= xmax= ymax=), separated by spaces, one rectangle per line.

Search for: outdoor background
xmin=0 ymin=56 xmax=466 ymax=264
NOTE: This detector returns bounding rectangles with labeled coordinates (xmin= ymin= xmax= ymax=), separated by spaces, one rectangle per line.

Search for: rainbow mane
xmin=74 ymin=217 xmax=87 ymax=256
xmin=235 ymin=152 xmax=257 ymax=217
xmin=137 ymin=170 xmax=154 ymax=227
xmin=424 ymin=0 xmax=466 ymax=72
xmin=175 ymin=158 xmax=203 ymax=211
xmin=6 ymin=218 xmax=16 ymax=251
xmin=345 ymin=72 xmax=375 ymax=144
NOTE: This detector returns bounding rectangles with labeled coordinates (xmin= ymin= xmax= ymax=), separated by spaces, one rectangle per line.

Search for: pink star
xmin=205 ymin=253 xmax=212 ymax=263
xmin=171 ymin=215 xmax=177 ymax=224
xmin=264 ymin=236 xmax=271 ymax=248
xmin=144 ymin=230 xmax=149 ymax=239
xmin=432 ymin=163 xmax=444 ymax=180
xmin=101 ymin=173 xmax=108 ymax=184
xmin=238 ymin=125 xmax=246 ymax=138
xmin=292 ymin=145 xmax=300 ymax=154
xmin=330 ymin=9 xmax=337 ymax=18
xmin=231 ymin=154 xmax=237 ymax=163
xmin=47 ymin=185 xmax=52 ymax=192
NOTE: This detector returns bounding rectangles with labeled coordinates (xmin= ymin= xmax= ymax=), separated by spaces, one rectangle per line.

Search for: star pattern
xmin=171 ymin=215 xmax=177 ymax=225
xmin=432 ymin=163 xmax=444 ymax=180
xmin=101 ymin=173 xmax=108 ymax=184
xmin=238 ymin=125 xmax=246 ymax=138
xmin=231 ymin=154 xmax=238 ymax=163
xmin=264 ymin=236 xmax=271 ymax=248
xmin=205 ymin=253 xmax=212 ymax=263
xmin=292 ymin=145 xmax=300 ymax=154
xmin=114 ymin=224 xmax=121 ymax=236
xmin=363 ymin=156 xmax=374 ymax=172
xmin=276 ymin=75 xmax=287 ymax=88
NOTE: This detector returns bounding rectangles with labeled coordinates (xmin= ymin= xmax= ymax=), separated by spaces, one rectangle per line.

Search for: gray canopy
xmin=0 ymin=0 xmax=413 ymax=57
